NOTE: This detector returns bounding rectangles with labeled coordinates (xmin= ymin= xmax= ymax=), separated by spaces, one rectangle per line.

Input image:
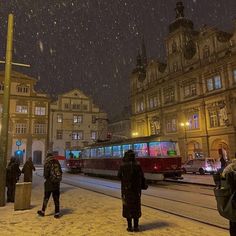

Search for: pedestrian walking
xmin=118 ymin=150 xmax=147 ymax=232
xmin=22 ymin=157 xmax=35 ymax=182
xmin=6 ymin=157 xmax=21 ymax=202
xmin=37 ymin=153 xmax=62 ymax=218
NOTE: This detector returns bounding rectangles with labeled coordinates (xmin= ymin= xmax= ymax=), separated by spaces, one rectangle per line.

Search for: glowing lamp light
xmin=180 ymin=122 xmax=190 ymax=127
xmin=132 ymin=132 xmax=138 ymax=137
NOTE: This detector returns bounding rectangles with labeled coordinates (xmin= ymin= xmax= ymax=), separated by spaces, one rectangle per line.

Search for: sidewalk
xmin=0 ymin=173 xmax=227 ymax=236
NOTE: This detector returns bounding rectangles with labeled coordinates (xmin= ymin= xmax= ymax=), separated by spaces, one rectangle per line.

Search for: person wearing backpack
xmin=37 ymin=153 xmax=62 ymax=218
xmin=117 ymin=150 xmax=147 ymax=232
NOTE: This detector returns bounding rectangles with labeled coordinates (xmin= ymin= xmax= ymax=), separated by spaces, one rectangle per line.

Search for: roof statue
xmin=175 ymin=1 xmax=184 ymax=19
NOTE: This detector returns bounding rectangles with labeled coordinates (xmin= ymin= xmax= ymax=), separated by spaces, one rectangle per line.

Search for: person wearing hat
xmin=118 ymin=150 xmax=146 ymax=232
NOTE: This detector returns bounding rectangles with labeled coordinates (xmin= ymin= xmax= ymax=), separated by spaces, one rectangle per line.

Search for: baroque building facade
xmin=49 ymin=89 xmax=108 ymax=157
xmin=0 ymin=71 xmax=50 ymax=164
xmin=130 ymin=2 xmax=236 ymax=162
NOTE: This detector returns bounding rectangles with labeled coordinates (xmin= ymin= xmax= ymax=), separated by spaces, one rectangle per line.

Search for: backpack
xmin=213 ymin=171 xmax=236 ymax=222
xmin=50 ymin=161 xmax=62 ymax=184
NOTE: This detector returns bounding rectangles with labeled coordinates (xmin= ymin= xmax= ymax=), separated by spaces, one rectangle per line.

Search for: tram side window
xmin=97 ymin=147 xmax=104 ymax=157
xmin=160 ymin=142 xmax=177 ymax=157
xmin=122 ymin=144 xmax=132 ymax=156
xmin=82 ymin=149 xmax=90 ymax=158
xmin=105 ymin=146 xmax=112 ymax=157
xmin=149 ymin=142 xmax=161 ymax=157
xmin=113 ymin=145 xmax=122 ymax=157
xmin=133 ymin=143 xmax=148 ymax=157
xmin=91 ymin=148 xmax=97 ymax=157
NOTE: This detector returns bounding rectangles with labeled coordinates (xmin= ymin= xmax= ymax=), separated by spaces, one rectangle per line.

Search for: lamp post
xmin=0 ymin=14 xmax=14 ymax=207
xmin=180 ymin=122 xmax=190 ymax=161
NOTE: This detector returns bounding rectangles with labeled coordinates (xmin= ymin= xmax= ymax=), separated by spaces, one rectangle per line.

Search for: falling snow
xmin=0 ymin=1 xmax=235 ymax=119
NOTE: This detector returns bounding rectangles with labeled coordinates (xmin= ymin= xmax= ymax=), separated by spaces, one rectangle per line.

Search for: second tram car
xmin=66 ymin=137 xmax=183 ymax=180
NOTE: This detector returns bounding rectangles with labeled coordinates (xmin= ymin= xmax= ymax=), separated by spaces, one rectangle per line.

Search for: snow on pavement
xmin=0 ymin=173 xmax=228 ymax=236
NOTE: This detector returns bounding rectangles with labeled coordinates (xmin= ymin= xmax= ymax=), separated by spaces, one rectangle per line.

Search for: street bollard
xmin=14 ymin=182 xmax=31 ymax=210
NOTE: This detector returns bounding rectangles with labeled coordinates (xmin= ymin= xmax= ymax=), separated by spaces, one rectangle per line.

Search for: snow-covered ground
xmin=0 ymin=173 xmax=228 ymax=236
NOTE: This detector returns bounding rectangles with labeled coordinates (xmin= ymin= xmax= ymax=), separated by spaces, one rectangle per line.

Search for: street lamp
xmin=180 ymin=122 xmax=190 ymax=161
xmin=132 ymin=132 xmax=139 ymax=137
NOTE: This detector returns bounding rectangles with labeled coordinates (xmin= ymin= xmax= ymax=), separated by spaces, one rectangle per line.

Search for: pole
xmin=184 ymin=127 xmax=188 ymax=160
xmin=0 ymin=14 xmax=14 ymax=206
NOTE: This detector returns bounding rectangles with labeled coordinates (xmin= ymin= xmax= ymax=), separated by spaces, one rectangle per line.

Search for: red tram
xmin=66 ymin=137 xmax=183 ymax=180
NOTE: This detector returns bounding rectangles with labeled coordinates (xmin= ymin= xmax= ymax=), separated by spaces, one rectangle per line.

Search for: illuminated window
xmin=91 ymin=131 xmax=97 ymax=140
xmin=73 ymin=115 xmax=83 ymax=123
xmin=15 ymin=123 xmax=27 ymax=134
xmin=72 ymin=131 xmax=83 ymax=140
xmin=57 ymin=114 xmax=63 ymax=123
xmin=34 ymin=123 xmax=46 ymax=134
xmin=207 ymin=75 xmax=222 ymax=91
xmin=16 ymin=105 xmax=28 ymax=113
xmin=35 ymin=107 xmax=46 ymax=115
xmin=188 ymin=113 xmax=199 ymax=129
xmin=209 ymin=108 xmax=226 ymax=128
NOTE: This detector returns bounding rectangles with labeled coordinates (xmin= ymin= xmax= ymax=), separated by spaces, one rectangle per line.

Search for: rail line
xmin=36 ymin=172 xmax=228 ymax=231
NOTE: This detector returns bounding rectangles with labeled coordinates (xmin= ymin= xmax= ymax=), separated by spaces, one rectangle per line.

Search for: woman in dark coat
xmin=118 ymin=150 xmax=145 ymax=232
xmin=22 ymin=157 xmax=35 ymax=182
xmin=6 ymin=157 xmax=21 ymax=202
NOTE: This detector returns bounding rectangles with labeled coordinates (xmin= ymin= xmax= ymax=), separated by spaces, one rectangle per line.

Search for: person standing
xmin=6 ymin=157 xmax=21 ymax=202
xmin=22 ymin=157 xmax=35 ymax=182
xmin=221 ymin=159 xmax=236 ymax=236
xmin=118 ymin=150 xmax=146 ymax=232
xmin=37 ymin=153 xmax=62 ymax=218
xmin=219 ymin=148 xmax=228 ymax=170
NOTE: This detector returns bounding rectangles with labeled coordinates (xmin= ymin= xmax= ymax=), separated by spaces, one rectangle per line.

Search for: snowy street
xmin=0 ymin=171 xmax=229 ymax=236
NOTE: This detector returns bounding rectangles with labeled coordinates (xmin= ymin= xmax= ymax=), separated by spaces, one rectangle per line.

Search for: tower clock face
xmin=183 ymin=39 xmax=196 ymax=60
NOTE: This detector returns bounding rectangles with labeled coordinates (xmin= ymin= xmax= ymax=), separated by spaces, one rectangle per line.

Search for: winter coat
xmin=44 ymin=156 xmax=62 ymax=192
xmin=117 ymin=160 xmax=144 ymax=219
xmin=6 ymin=160 xmax=21 ymax=186
xmin=22 ymin=160 xmax=35 ymax=182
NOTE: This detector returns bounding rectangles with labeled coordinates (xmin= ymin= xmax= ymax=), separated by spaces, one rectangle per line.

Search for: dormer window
xmin=17 ymin=84 xmax=29 ymax=93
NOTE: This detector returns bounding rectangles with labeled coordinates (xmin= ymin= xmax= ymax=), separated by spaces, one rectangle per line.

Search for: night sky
xmin=0 ymin=1 xmax=235 ymax=119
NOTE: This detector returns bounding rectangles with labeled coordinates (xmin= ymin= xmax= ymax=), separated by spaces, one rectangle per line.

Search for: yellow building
xmin=49 ymin=89 xmax=108 ymax=156
xmin=0 ymin=71 xmax=50 ymax=164
xmin=130 ymin=2 xmax=236 ymax=162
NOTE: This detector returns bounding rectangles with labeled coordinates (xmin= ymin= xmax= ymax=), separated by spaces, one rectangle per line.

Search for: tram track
xmin=36 ymin=172 xmax=228 ymax=231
